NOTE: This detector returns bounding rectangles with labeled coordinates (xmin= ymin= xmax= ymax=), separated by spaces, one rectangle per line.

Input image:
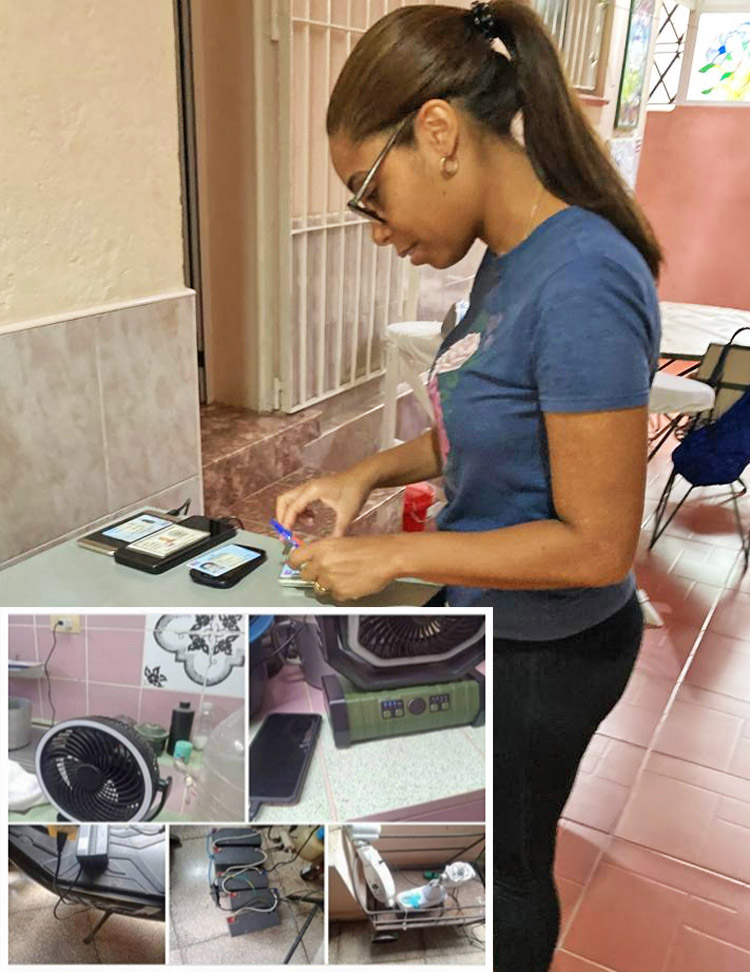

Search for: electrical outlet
xmin=49 ymin=615 xmax=80 ymax=634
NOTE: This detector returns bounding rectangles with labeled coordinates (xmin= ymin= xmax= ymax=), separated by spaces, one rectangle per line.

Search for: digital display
xmin=102 ymin=514 xmax=172 ymax=543
xmin=126 ymin=524 xmax=209 ymax=559
xmin=190 ymin=544 xmax=263 ymax=577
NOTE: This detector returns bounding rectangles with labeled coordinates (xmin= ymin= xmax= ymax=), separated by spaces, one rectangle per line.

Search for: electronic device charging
xmin=113 ymin=515 xmax=237 ymax=574
xmin=190 ymin=544 xmax=266 ymax=588
xmin=248 ymin=713 xmax=321 ymax=813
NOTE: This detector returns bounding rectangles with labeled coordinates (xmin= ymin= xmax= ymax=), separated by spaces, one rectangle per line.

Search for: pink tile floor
xmin=551 ymin=435 xmax=750 ymax=971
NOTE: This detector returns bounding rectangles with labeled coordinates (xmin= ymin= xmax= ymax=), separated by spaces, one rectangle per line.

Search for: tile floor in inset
xmin=551 ymin=442 xmax=750 ymax=971
xmin=8 ymin=866 xmax=165 ymax=965
xmin=168 ymin=826 xmax=324 ymax=966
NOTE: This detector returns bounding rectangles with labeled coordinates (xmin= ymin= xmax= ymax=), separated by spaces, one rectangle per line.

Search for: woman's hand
xmin=288 ymin=535 xmax=403 ymax=601
xmin=275 ymin=469 xmax=374 ymax=537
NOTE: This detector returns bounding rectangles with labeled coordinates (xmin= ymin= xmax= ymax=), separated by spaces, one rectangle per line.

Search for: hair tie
xmin=468 ymin=1 xmax=499 ymax=42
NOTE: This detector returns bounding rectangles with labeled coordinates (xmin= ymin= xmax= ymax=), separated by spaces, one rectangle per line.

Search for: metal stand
xmin=83 ymin=910 xmax=113 ymax=945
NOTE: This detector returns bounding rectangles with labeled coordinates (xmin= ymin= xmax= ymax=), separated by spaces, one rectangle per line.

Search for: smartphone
xmin=277 ymin=563 xmax=315 ymax=588
xmin=189 ymin=544 xmax=267 ymax=588
xmin=248 ymin=713 xmax=321 ymax=806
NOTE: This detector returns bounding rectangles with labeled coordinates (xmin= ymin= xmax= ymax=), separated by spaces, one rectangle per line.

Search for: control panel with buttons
xmin=429 ymin=692 xmax=452 ymax=713
xmin=380 ymin=699 xmax=405 ymax=719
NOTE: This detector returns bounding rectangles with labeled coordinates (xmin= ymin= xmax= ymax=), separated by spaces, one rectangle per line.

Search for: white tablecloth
xmin=660 ymin=301 xmax=750 ymax=360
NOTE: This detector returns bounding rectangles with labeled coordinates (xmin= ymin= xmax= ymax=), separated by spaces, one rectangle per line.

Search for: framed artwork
xmin=616 ymin=0 xmax=657 ymax=130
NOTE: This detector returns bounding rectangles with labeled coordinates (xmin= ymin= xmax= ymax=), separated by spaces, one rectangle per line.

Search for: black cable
xmin=166 ymin=498 xmax=191 ymax=517
xmin=53 ymin=865 xmax=90 ymax=920
xmin=265 ymin=827 xmax=318 ymax=873
xmin=250 ymin=619 xmax=303 ymax=670
xmin=43 ymin=623 xmax=64 ymax=725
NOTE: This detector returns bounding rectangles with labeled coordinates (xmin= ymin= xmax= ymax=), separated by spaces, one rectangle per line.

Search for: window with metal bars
xmin=648 ymin=1 xmax=689 ymax=106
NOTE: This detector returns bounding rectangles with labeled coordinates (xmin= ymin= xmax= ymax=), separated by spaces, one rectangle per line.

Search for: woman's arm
xmin=276 ymin=429 xmax=442 ymax=535
xmin=289 ymin=407 xmax=648 ymax=598
xmin=353 ymin=428 xmax=443 ymax=489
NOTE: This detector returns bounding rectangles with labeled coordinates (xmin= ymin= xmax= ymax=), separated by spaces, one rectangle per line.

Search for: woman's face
xmin=329 ymin=108 xmax=481 ymax=270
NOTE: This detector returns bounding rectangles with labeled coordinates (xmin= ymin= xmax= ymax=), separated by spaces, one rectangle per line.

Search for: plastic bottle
xmin=189 ymin=708 xmax=245 ymax=821
xmin=166 ymin=701 xmax=195 ymax=755
xmin=192 ymin=701 xmax=216 ymax=751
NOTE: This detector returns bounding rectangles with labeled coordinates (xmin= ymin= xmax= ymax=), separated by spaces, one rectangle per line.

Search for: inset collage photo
xmin=6 ymin=610 xmax=488 ymax=968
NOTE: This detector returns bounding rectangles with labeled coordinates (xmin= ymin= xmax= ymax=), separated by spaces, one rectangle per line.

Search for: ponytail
xmin=327 ymin=2 xmax=662 ymax=278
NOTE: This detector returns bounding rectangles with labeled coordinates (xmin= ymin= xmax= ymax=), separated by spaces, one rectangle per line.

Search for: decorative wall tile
xmin=143 ymin=614 xmax=245 ymax=698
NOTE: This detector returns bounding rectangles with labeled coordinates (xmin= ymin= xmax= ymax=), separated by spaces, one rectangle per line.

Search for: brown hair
xmin=327 ymin=1 xmax=662 ymax=278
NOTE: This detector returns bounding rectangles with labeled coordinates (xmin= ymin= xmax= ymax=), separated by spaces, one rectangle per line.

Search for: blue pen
xmin=269 ymin=518 xmax=300 ymax=548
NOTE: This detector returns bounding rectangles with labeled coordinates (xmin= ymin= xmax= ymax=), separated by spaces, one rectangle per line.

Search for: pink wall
xmin=636 ymin=106 xmax=750 ymax=310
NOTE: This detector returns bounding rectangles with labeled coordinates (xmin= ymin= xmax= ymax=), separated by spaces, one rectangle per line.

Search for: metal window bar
xmin=648 ymin=2 xmax=689 ymax=106
xmin=281 ymin=0 xmax=431 ymax=413
xmin=534 ymin=0 xmax=609 ymax=92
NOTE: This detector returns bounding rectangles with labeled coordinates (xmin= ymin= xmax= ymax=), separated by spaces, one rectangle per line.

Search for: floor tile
xmin=635 ymin=623 xmax=698 ymax=680
xmin=685 ymin=630 xmax=750 ymax=701
xmin=552 ymin=951 xmax=619 ymax=971
xmin=651 ymin=699 xmax=744 ymax=771
xmin=614 ymin=770 xmax=720 ymax=862
xmin=563 ymin=860 xmax=687 ymax=972
xmin=562 ymin=774 xmax=631 ymax=834
xmin=665 ymin=927 xmax=750 ymax=972
xmin=708 ymin=590 xmax=750 ymax=642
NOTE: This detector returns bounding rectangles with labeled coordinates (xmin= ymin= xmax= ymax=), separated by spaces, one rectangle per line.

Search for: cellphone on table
xmin=189 ymin=543 xmax=267 ymax=588
xmin=248 ymin=712 xmax=321 ymax=810
xmin=277 ymin=563 xmax=315 ymax=587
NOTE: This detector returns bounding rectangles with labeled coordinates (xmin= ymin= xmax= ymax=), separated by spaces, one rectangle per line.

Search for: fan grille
xmin=356 ymin=616 xmax=484 ymax=659
xmin=38 ymin=719 xmax=156 ymax=821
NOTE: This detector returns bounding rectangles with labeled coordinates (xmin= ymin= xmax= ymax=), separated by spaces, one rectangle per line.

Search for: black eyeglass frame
xmin=346 ymin=116 xmax=412 ymax=224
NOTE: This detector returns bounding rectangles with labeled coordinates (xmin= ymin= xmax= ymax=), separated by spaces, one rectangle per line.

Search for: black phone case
xmin=113 ymin=516 xmax=237 ymax=574
xmin=189 ymin=545 xmax=267 ymax=588
xmin=248 ymin=713 xmax=322 ymax=806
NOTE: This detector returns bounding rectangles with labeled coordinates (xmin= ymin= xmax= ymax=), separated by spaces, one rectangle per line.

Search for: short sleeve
xmin=533 ymin=255 xmax=659 ymax=413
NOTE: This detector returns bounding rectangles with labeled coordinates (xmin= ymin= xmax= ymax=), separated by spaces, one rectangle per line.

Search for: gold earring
xmin=440 ymin=156 xmax=458 ymax=178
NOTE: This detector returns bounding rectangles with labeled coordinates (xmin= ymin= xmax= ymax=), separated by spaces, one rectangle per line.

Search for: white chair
xmin=380 ymin=320 xmax=443 ymax=450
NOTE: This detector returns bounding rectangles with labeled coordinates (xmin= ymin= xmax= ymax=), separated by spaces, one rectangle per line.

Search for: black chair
xmin=650 ymin=329 xmax=750 ymax=572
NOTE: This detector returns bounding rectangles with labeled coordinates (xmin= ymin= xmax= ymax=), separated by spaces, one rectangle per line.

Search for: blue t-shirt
xmin=429 ymin=206 xmax=661 ymax=640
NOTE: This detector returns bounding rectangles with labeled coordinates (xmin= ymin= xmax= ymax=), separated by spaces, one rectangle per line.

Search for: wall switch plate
xmin=49 ymin=615 xmax=80 ymax=634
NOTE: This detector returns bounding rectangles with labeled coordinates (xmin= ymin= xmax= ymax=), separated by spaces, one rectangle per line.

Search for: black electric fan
xmin=36 ymin=717 xmax=173 ymax=822
xmin=319 ymin=615 xmax=485 ymax=691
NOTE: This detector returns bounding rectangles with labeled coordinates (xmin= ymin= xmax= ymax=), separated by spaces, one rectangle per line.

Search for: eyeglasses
xmin=347 ymin=116 xmax=411 ymax=224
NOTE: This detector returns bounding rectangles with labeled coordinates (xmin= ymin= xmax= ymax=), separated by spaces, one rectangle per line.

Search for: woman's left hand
xmin=288 ymin=535 xmax=402 ymax=601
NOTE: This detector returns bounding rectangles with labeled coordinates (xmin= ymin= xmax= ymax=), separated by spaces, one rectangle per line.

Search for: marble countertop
xmin=249 ymin=665 xmax=485 ymax=823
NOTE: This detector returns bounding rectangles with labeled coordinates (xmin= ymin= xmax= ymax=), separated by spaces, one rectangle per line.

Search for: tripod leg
xmin=83 ymin=910 xmax=113 ymax=945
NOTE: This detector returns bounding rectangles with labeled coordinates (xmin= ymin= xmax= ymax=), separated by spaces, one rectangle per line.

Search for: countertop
xmin=0 ymin=518 xmax=439 ymax=608
xmin=249 ymin=665 xmax=486 ymax=823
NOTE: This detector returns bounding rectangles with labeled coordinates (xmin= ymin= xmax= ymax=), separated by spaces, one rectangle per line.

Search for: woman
xmin=277 ymin=3 xmax=661 ymax=968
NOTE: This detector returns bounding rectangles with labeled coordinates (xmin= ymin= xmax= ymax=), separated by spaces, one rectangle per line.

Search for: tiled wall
xmin=8 ymin=614 xmax=245 ymax=735
xmin=0 ymin=293 xmax=203 ymax=567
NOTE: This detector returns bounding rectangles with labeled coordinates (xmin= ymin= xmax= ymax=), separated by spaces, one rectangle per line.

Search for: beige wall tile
xmin=0 ymin=319 xmax=108 ymax=562
xmin=97 ymin=294 xmax=201 ymax=509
